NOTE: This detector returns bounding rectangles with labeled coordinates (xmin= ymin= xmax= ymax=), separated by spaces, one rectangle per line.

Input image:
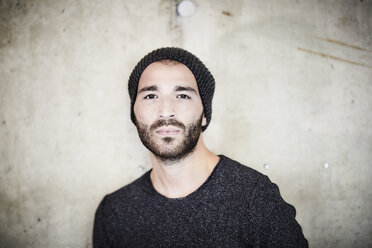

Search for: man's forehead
xmin=141 ymin=60 xmax=191 ymax=73
xmin=138 ymin=61 xmax=199 ymax=91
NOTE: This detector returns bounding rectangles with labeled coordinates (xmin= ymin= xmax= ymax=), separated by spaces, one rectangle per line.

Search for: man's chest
xmin=112 ymin=197 xmax=253 ymax=247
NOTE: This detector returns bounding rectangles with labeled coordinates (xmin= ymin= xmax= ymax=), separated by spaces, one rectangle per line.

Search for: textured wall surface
xmin=0 ymin=0 xmax=371 ymax=247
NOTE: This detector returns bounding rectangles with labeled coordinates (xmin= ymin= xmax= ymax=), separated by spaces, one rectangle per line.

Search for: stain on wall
xmin=297 ymin=47 xmax=371 ymax=68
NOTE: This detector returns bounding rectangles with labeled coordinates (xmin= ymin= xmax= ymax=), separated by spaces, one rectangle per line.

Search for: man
xmin=93 ymin=47 xmax=308 ymax=247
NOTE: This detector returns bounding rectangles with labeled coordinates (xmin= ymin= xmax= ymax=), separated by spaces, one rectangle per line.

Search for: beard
xmin=135 ymin=114 xmax=203 ymax=164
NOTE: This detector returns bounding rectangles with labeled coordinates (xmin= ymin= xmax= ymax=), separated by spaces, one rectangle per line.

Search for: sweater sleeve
xmin=248 ymin=175 xmax=308 ymax=248
xmin=93 ymin=196 xmax=114 ymax=248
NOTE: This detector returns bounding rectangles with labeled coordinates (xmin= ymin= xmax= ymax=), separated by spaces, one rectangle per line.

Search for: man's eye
xmin=144 ymin=94 xmax=157 ymax=99
xmin=177 ymin=94 xmax=191 ymax=99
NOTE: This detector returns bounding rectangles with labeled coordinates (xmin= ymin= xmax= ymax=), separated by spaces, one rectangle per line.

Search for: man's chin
xmin=153 ymin=134 xmax=181 ymax=144
xmin=157 ymin=139 xmax=182 ymax=151
xmin=152 ymin=149 xmax=193 ymax=164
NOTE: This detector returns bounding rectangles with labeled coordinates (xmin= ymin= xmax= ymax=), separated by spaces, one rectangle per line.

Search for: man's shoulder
xmin=101 ymin=170 xmax=152 ymax=208
xmin=218 ymin=155 xmax=270 ymax=187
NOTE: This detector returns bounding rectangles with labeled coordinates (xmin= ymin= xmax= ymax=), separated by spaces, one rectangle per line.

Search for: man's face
xmin=133 ymin=61 xmax=206 ymax=163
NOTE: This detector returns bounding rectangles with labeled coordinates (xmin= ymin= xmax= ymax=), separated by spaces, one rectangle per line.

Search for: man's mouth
xmin=155 ymin=127 xmax=181 ymax=136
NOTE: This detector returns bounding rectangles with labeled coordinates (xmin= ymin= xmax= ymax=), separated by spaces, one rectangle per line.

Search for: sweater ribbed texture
xmin=93 ymin=155 xmax=308 ymax=247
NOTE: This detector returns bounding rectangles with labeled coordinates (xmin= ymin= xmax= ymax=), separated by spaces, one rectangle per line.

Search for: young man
xmin=93 ymin=47 xmax=308 ymax=247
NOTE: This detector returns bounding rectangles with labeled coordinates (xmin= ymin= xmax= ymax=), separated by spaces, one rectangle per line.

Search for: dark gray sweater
xmin=93 ymin=155 xmax=308 ymax=247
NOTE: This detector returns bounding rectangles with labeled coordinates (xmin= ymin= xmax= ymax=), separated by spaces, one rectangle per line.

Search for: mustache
xmin=150 ymin=119 xmax=186 ymax=131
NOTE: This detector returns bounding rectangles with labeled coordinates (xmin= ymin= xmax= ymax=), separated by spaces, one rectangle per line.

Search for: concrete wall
xmin=0 ymin=0 xmax=371 ymax=247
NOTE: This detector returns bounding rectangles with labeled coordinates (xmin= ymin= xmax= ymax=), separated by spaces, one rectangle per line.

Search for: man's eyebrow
xmin=175 ymin=86 xmax=197 ymax=94
xmin=138 ymin=85 xmax=158 ymax=94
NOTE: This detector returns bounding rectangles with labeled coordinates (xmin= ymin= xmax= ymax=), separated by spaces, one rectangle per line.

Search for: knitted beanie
xmin=128 ymin=47 xmax=215 ymax=132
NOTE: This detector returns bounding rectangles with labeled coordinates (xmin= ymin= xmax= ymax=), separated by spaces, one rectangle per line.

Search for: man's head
xmin=128 ymin=48 xmax=215 ymax=162
xmin=133 ymin=61 xmax=205 ymax=162
xmin=128 ymin=47 xmax=215 ymax=132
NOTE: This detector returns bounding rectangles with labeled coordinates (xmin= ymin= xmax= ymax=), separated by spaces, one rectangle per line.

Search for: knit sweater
xmin=93 ymin=155 xmax=308 ymax=247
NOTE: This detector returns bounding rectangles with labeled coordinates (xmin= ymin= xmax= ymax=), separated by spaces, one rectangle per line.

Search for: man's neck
xmin=149 ymin=136 xmax=219 ymax=199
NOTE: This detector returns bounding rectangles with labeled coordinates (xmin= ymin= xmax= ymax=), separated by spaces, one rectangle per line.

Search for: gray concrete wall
xmin=0 ymin=0 xmax=371 ymax=247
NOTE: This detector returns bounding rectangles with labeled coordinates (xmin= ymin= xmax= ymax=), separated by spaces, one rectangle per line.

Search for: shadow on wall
xmin=0 ymin=191 xmax=28 ymax=248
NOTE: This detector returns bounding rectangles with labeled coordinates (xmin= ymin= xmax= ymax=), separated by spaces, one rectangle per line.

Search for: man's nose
xmin=158 ymin=98 xmax=175 ymax=119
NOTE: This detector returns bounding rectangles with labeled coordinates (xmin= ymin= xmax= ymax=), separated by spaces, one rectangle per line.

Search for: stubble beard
xmin=135 ymin=114 xmax=203 ymax=164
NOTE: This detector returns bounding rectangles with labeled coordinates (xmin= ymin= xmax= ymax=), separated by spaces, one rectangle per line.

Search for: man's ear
xmin=202 ymin=114 xmax=207 ymax=126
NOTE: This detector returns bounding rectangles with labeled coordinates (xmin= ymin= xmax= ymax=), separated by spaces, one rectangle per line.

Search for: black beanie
xmin=128 ymin=47 xmax=215 ymax=132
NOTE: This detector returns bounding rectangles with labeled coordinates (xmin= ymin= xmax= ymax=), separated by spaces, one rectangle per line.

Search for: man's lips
xmin=155 ymin=127 xmax=181 ymax=136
